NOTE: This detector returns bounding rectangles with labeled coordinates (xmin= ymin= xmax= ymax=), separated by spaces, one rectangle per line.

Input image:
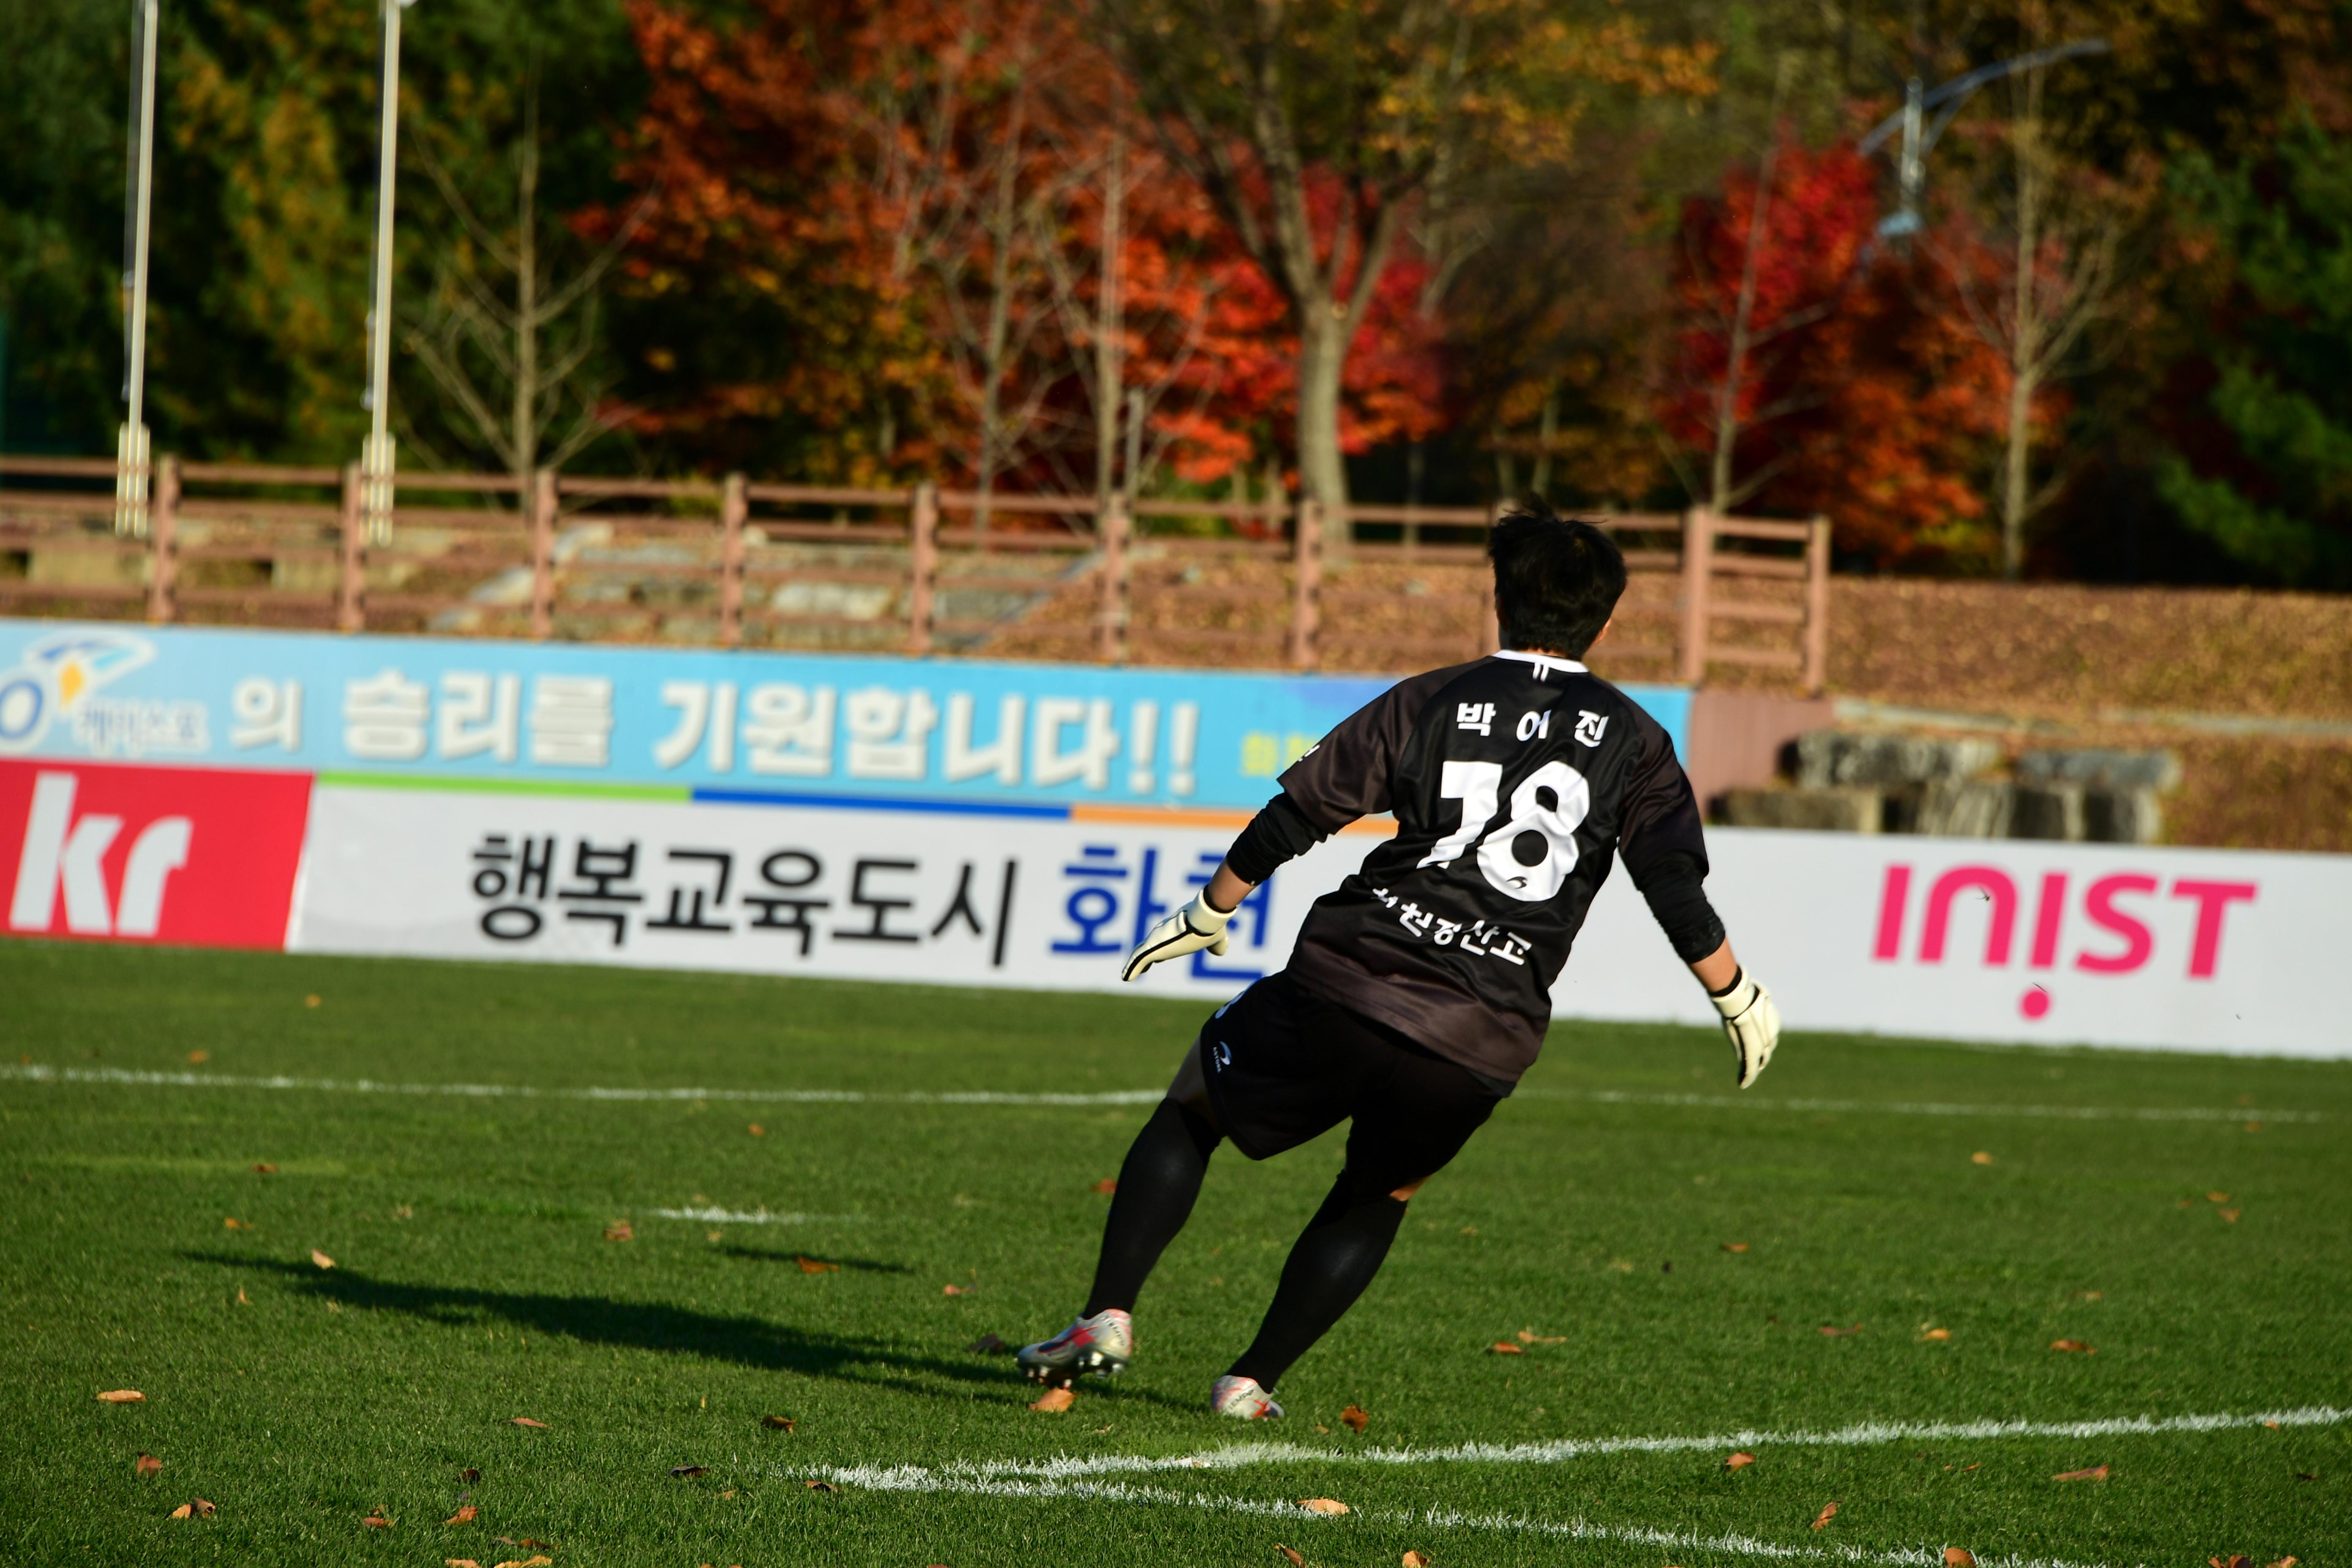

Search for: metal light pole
xmin=1859 ymin=38 xmax=2109 ymax=242
xmin=360 ymin=0 xmax=416 ymax=545
xmin=114 ymin=0 xmax=160 ymax=538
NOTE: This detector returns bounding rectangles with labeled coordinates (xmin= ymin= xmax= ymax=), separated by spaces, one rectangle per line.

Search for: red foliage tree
xmin=1659 ymin=135 xmax=2007 ymax=566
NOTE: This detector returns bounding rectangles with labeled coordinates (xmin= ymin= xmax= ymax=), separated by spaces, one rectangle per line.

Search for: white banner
xmin=292 ymin=786 xmax=2347 ymax=1059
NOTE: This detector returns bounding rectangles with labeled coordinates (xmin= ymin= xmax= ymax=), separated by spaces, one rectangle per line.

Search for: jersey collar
xmin=1491 ymin=649 xmax=1588 ymax=679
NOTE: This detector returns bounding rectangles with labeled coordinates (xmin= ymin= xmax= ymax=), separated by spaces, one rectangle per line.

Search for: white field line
xmin=819 ymin=1404 xmax=2349 ymax=1568
xmin=818 ymin=1470 xmax=2065 ymax=1568
xmin=0 ymin=1063 xmax=1159 ymax=1107
xmin=823 ymin=1403 xmax=2349 ymax=1491
xmin=0 ymin=1063 xmax=2320 ymax=1124
xmin=647 ymin=1206 xmax=858 ymax=1225
xmin=1527 ymin=1089 xmax=2326 ymax=1123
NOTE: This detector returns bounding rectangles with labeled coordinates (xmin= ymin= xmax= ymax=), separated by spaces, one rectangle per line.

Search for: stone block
xmin=1886 ymin=779 xmax=2015 ymax=838
xmin=2015 ymin=747 xmax=2182 ymax=794
xmin=1718 ymin=787 xmax=1882 ymax=833
xmin=1794 ymin=730 xmax=2003 ymax=788
xmin=2010 ymin=784 xmax=2086 ymax=841
xmin=2084 ymin=787 xmax=2163 ymax=844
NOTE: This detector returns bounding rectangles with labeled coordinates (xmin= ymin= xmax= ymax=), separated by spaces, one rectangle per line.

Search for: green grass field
xmin=4 ymin=939 xmax=2347 ymax=1568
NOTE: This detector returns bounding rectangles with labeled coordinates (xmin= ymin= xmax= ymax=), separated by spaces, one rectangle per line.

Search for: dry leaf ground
xmin=3 ymin=940 xmax=2347 ymax=1565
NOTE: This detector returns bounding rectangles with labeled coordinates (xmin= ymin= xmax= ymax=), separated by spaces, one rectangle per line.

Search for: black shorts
xmin=1196 ymin=971 xmax=1505 ymax=1197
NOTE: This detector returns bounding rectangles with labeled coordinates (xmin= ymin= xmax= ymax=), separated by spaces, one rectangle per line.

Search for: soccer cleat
xmin=1017 ymin=1309 xmax=1134 ymax=1387
xmin=1211 ymin=1374 xmax=1284 ymax=1420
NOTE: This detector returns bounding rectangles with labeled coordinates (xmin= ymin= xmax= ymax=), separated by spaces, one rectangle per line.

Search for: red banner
xmin=1 ymin=759 xmax=311 ymax=949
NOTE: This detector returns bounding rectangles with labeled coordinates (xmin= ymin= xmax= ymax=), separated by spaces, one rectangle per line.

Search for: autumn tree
xmin=1092 ymin=0 xmax=1710 ymax=526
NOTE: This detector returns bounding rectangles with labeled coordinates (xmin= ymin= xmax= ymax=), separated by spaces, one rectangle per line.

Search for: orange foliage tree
xmin=592 ymin=0 xmax=1445 ymax=502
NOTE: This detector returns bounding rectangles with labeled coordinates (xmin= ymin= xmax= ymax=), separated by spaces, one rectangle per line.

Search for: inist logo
xmin=7 ymin=772 xmax=191 ymax=937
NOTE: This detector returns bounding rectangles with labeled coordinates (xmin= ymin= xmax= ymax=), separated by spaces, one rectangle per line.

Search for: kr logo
xmin=8 ymin=772 xmax=191 ymax=936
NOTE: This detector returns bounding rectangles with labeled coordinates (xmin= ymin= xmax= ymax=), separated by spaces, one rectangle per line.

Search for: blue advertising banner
xmin=0 ymin=619 xmax=1690 ymax=811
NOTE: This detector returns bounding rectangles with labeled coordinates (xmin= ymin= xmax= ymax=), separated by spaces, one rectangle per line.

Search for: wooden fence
xmin=0 ymin=455 xmax=1828 ymax=690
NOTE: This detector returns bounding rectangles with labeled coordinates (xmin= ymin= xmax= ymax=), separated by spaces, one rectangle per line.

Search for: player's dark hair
xmin=1488 ymin=500 xmax=1626 ymax=656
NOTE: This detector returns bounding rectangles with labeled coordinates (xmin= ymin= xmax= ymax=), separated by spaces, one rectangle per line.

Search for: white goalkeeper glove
xmin=1711 ymin=968 xmax=1780 ymax=1088
xmin=1121 ymin=890 xmax=1233 ymax=982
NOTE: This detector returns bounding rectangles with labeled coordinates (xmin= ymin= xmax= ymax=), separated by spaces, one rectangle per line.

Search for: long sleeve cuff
xmin=1633 ymin=849 xmax=1727 ymax=964
xmin=1223 ymin=793 xmax=1329 ymax=888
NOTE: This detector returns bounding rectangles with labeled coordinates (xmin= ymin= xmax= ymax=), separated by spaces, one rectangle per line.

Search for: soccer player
xmin=1016 ymin=503 xmax=1781 ymax=1419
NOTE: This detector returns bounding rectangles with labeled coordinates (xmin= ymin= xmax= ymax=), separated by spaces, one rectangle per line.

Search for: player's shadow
xmin=191 ymin=1254 xmax=1013 ymax=1399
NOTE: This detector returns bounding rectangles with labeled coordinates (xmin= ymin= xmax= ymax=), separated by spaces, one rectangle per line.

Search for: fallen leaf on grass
xmin=720 ymin=1489 xmax=739 ymax=1499
xmin=1920 ymin=1328 xmax=1952 ymax=1342
xmin=2297 ymin=1473 xmax=2318 ymax=1482
xmin=2208 ymin=1192 xmax=2230 ymax=1203
xmin=942 ymin=1284 xmax=968 ymax=1296
xmin=2266 ymin=1559 xmax=2297 ymax=1567
xmin=2074 ymin=1291 xmax=2103 ymax=1300
xmin=1298 ymin=1497 xmax=1350 ymax=1515
xmin=1276 ymin=1547 xmax=1305 ymax=1566
xmin=670 ymin=1464 xmax=709 ymax=1478
xmin=446 ymin=1505 xmax=478 ymax=1523
xmin=446 ymin=1559 xmax=481 ymax=1567
xmin=169 ymin=1498 xmax=216 ymax=1519
xmin=1092 ymin=1178 xmax=1118 ymax=1194
xmin=762 ymin=1415 xmax=798 ymax=1432
xmin=795 ymin=1256 xmax=839 ymax=1274
xmin=1340 ymin=1404 xmax=1370 ymax=1433
xmin=1971 ymin=1152 xmax=1993 ymax=1165
xmin=746 ymin=1124 xmax=765 ymax=1138
xmin=604 ymin=1221 xmax=634 ymax=1242
xmin=1722 ymin=1242 xmax=1749 ymax=1252
xmin=1488 ymin=1342 xmax=1524 ymax=1355
xmin=510 ymin=1417 xmax=549 ymax=1429
xmin=1726 ymin=1452 xmax=1756 ymax=1470
xmin=1945 ymin=1549 xmax=1976 ymax=1567
xmin=2050 ymin=1340 xmax=2096 ymax=1354
xmin=1404 ymin=1554 xmax=1432 ymax=1568
xmin=461 ymin=1467 xmax=481 ymax=1483
xmin=493 ymin=1537 xmax=554 ymax=1549
xmin=1515 ymin=1329 xmax=1565 ymax=1344
xmin=136 ymin=1453 xmax=161 ymax=1476
xmin=1030 ymin=1386 xmax=1077 ymax=1413
xmin=2220 ymin=1209 xmax=2240 ymax=1222
xmin=966 ymin=1333 xmax=1009 ymax=1353
xmin=223 ymin=1217 xmax=248 ymax=1230
xmin=1819 ymin=1325 xmax=1862 ymax=1337
xmin=363 ymin=1511 xmax=393 ymax=1528
xmin=1315 ymin=1425 xmax=1331 ymax=1433
xmin=254 ymin=1163 xmax=278 ymax=1174
xmin=2210 ymin=1557 xmax=2251 ymax=1568
xmin=310 ymin=1249 xmax=336 ymax=1270
xmin=804 ymin=1479 xmax=838 ymax=1493
xmin=493 ymin=1558 xmax=553 ymax=1568
xmin=97 ymin=1389 xmax=144 ymax=1403
xmin=236 ymin=1288 xmax=250 ymax=1305
xmin=1811 ymin=1502 xmax=1839 ymax=1529
xmin=2055 ymin=1466 xmax=2110 ymax=1481
xmin=188 ymin=1051 xmax=209 ymax=1064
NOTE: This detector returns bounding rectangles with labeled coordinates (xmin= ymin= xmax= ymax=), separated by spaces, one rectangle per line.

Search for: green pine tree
xmin=2157 ymin=114 xmax=2352 ymax=588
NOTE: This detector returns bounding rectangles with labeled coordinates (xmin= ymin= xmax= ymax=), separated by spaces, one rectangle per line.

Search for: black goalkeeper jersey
xmin=1274 ymin=650 xmax=1710 ymax=1083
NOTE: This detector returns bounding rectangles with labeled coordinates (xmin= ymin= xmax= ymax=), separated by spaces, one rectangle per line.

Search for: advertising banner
xmin=4 ymin=621 xmax=2342 ymax=1059
xmin=0 ymin=619 xmax=1690 ymax=812
xmin=1 ymin=758 xmax=311 ymax=948
xmin=280 ymin=780 xmax=2347 ymax=1059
